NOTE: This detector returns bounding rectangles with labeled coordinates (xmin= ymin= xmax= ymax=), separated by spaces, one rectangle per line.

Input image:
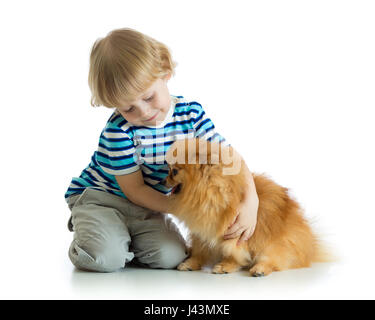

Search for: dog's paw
xmin=177 ymin=262 xmax=193 ymax=271
xmin=251 ymin=271 xmax=265 ymax=277
xmin=249 ymin=263 xmax=272 ymax=277
xmin=177 ymin=258 xmax=201 ymax=271
xmin=212 ymin=262 xmax=240 ymax=274
xmin=212 ymin=264 xmax=229 ymax=274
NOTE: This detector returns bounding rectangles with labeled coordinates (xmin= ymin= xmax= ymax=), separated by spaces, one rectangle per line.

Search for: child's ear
xmin=163 ymin=73 xmax=172 ymax=81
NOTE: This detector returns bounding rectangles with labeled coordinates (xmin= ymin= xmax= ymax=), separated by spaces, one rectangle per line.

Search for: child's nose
xmin=139 ymin=104 xmax=153 ymax=118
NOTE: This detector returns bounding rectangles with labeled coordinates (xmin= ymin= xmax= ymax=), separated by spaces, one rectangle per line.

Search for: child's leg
xmin=67 ymin=189 xmax=134 ymax=272
xmin=127 ymin=213 xmax=188 ymax=269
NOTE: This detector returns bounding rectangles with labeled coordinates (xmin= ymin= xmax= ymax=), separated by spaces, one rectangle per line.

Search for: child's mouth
xmin=145 ymin=112 xmax=158 ymax=121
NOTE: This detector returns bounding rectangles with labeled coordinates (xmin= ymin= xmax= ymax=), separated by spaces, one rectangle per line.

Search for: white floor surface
xmin=1 ymin=213 xmax=374 ymax=300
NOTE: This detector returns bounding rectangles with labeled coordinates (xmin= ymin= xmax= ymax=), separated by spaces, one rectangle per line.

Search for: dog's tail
xmin=312 ymin=238 xmax=337 ymax=263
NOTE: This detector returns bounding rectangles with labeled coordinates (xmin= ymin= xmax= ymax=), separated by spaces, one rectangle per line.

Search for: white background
xmin=1 ymin=0 xmax=374 ymax=299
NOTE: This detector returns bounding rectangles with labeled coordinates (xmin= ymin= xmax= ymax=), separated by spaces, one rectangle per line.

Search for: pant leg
xmin=67 ymin=189 xmax=134 ymax=272
xmin=127 ymin=212 xmax=189 ymax=269
xmin=67 ymin=188 xmax=188 ymax=271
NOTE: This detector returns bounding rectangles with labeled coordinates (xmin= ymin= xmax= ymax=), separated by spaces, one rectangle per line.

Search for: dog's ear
xmin=188 ymin=139 xmax=222 ymax=165
xmin=196 ymin=140 xmax=230 ymax=166
xmin=166 ymin=138 xmax=241 ymax=174
xmin=166 ymin=138 xmax=202 ymax=165
xmin=166 ymin=138 xmax=191 ymax=165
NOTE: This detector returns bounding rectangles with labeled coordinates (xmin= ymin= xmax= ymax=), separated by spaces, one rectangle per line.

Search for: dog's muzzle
xmin=172 ymin=183 xmax=182 ymax=194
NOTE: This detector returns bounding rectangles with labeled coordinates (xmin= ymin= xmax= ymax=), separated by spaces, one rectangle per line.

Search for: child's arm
xmin=115 ymin=170 xmax=170 ymax=213
xmin=223 ymin=158 xmax=259 ymax=244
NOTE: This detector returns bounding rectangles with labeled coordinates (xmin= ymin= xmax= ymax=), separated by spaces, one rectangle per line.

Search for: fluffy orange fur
xmin=166 ymin=139 xmax=328 ymax=276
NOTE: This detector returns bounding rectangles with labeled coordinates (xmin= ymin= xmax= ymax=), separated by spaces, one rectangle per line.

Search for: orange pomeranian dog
xmin=165 ymin=138 xmax=328 ymax=277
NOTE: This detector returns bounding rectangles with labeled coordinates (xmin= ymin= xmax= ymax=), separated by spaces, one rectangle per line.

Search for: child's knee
xmin=68 ymin=239 xmax=134 ymax=273
xmin=151 ymin=239 xmax=189 ymax=269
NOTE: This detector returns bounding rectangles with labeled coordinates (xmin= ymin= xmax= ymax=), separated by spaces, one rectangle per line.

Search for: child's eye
xmin=144 ymin=95 xmax=154 ymax=102
xmin=125 ymin=106 xmax=135 ymax=113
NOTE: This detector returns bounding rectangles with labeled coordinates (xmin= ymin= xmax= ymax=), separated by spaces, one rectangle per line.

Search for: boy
xmin=65 ymin=28 xmax=259 ymax=272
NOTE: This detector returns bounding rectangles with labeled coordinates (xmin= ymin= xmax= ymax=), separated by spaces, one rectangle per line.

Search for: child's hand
xmin=223 ymin=178 xmax=259 ymax=245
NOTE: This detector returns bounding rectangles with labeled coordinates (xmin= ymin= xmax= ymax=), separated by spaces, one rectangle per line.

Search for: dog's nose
xmin=160 ymin=178 xmax=166 ymax=186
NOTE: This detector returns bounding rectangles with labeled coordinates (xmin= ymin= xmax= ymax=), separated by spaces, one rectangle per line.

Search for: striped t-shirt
xmin=64 ymin=95 xmax=228 ymax=202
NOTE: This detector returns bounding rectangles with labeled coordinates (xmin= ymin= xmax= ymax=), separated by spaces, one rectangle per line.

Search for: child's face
xmin=116 ymin=74 xmax=171 ymax=127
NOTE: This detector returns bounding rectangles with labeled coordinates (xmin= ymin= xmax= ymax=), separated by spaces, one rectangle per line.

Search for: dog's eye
xmin=172 ymin=168 xmax=178 ymax=176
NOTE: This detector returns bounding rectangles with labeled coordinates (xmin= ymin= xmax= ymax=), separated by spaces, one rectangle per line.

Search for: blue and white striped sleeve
xmin=190 ymin=102 xmax=230 ymax=146
xmin=96 ymin=126 xmax=141 ymax=176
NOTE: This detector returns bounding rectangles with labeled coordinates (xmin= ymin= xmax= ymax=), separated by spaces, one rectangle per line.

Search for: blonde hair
xmin=88 ymin=28 xmax=177 ymax=108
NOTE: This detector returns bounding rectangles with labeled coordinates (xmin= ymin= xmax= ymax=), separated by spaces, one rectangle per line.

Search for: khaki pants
xmin=67 ymin=188 xmax=188 ymax=272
